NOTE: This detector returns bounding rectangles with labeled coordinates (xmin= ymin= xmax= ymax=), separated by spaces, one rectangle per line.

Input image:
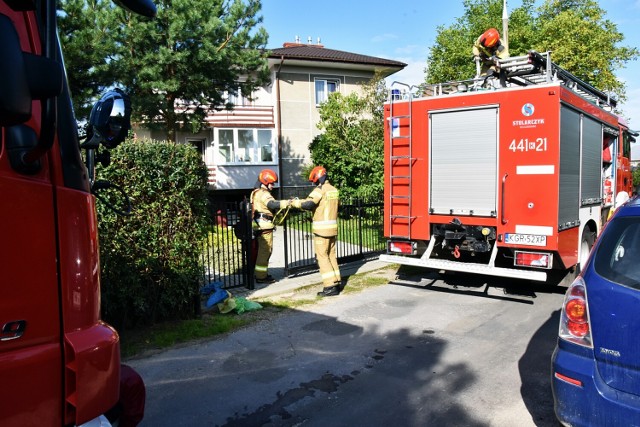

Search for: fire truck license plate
xmin=504 ymin=233 xmax=547 ymax=247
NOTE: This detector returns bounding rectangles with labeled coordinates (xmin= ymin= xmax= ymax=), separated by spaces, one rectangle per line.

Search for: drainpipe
xmin=276 ymin=55 xmax=289 ymax=276
xmin=276 ymin=55 xmax=285 ymax=197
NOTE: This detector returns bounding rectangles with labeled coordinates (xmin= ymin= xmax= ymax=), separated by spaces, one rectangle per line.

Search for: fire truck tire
xmin=577 ymin=229 xmax=596 ymax=273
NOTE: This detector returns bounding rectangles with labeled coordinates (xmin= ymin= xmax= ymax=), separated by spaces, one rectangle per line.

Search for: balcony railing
xmin=204 ymin=105 xmax=274 ymax=127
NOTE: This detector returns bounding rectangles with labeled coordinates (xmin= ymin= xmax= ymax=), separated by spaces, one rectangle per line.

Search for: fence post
xmin=240 ymin=198 xmax=256 ymax=290
xmin=357 ymin=198 xmax=364 ymax=257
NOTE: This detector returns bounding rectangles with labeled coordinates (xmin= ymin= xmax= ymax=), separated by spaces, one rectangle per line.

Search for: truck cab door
xmin=0 ymin=7 xmax=64 ymax=425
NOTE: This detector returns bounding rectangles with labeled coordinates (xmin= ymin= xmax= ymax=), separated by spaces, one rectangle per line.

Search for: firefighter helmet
xmin=309 ymin=166 xmax=327 ymax=184
xmin=258 ymin=169 xmax=278 ymax=185
xmin=480 ymin=28 xmax=500 ymax=48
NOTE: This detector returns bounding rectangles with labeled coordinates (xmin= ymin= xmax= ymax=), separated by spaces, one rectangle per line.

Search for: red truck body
xmin=381 ymin=52 xmax=636 ymax=283
xmin=0 ymin=1 xmax=152 ymax=425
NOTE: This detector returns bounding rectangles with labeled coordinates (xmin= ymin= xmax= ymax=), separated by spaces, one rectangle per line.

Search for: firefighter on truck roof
xmin=473 ymin=28 xmax=509 ymax=77
xmin=291 ymin=166 xmax=342 ymax=297
xmin=251 ymin=169 xmax=290 ymax=284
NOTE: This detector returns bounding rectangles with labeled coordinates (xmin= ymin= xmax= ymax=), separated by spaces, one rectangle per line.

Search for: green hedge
xmin=96 ymin=139 xmax=210 ymax=329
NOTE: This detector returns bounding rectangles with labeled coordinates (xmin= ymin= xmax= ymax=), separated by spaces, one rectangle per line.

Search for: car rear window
xmin=594 ymin=217 xmax=640 ymax=289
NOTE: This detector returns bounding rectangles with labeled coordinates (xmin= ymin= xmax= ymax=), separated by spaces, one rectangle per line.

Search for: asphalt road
xmin=128 ymin=268 xmax=567 ymax=427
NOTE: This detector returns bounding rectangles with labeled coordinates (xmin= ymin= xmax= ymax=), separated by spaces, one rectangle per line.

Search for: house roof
xmin=267 ymin=43 xmax=406 ymax=71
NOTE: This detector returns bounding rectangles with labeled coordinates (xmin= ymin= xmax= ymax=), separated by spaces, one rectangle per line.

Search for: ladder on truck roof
xmin=423 ymin=51 xmax=617 ymax=111
xmin=387 ymin=82 xmax=417 ymax=240
xmin=497 ymin=51 xmax=617 ymax=109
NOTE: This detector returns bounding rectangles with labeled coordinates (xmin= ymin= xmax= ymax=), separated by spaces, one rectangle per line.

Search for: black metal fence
xmin=203 ymin=197 xmax=385 ymax=289
xmin=283 ymin=198 xmax=385 ymax=275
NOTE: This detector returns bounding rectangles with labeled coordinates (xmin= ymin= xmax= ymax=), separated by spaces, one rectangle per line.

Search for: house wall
xmin=133 ymin=64 xmax=385 ymax=195
xmin=276 ymin=66 xmax=371 ymax=188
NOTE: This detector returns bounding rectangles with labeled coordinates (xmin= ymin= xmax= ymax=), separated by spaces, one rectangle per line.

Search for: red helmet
xmin=258 ymin=168 xmax=278 ymax=185
xmin=480 ymin=28 xmax=500 ymax=48
xmin=308 ymin=166 xmax=327 ymax=184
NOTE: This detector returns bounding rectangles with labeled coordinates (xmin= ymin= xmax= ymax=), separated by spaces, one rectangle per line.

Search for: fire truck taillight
xmin=387 ymin=241 xmax=417 ymax=255
xmin=514 ymin=251 xmax=552 ymax=269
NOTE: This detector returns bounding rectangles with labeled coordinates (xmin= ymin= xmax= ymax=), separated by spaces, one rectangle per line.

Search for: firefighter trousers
xmin=314 ymin=234 xmax=341 ymax=288
xmin=255 ymin=229 xmax=273 ymax=279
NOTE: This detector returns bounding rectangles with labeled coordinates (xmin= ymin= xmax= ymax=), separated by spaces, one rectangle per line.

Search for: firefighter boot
xmin=317 ymin=285 xmax=340 ymax=297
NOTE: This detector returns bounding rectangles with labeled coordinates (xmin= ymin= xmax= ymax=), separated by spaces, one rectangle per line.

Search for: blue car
xmin=552 ymin=196 xmax=640 ymax=426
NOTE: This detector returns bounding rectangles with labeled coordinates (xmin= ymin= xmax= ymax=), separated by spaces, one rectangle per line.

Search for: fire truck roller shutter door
xmin=430 ymin=107 xmax=498 ymax=217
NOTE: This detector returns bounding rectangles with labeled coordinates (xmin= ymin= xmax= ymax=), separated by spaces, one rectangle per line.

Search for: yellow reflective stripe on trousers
xmin=255 ymin=265 xmax=268 ymax=272
xmin=312 ymin=220 xmax=337 ymax=231
xmin=321 ymin=271 xmax=339 ymax=280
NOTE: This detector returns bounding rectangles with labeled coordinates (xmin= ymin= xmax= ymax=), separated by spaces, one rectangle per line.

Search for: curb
xmin=246 ymin=259 xmax=393 ymax=300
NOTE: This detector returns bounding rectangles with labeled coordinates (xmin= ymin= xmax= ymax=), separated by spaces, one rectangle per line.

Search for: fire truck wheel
xmin=578 ymin=229 xmax=596 ymax=273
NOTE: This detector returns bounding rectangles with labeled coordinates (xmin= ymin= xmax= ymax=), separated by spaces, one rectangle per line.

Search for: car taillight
xmin=558 ymin=277 xmax=593 ymax=348
xmin=514 ymin=251 xmax=552 ymax=269
xmin=387 ymin=240 xmax=416 ymax=255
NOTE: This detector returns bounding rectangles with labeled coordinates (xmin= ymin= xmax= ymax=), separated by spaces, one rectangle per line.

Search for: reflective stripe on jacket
xmin=307 ymin=182 xmax=339 ymax=237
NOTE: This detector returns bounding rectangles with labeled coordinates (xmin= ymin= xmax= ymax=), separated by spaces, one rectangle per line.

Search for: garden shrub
xmin=96 ymin=138 xmax=210 ymax=328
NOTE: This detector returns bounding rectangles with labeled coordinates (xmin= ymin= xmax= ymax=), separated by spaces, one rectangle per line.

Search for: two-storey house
xmin=135 ymin=40 xmax=406 ymax=201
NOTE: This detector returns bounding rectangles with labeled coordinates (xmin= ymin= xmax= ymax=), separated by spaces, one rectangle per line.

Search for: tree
xmin=58 ymin=0 xmax=118 ymax=120
xmin=309 ymin=74 xmax=387 ymax=200
xmin=426 ymin=0 xmax=536 ymax=84
xmin=59 ymin=0 xmax=270 ymax=140
xmin=426 ymin=0 xmax=638 ymax=104
xmin=535 ymin=0 xmax=638 ymax=98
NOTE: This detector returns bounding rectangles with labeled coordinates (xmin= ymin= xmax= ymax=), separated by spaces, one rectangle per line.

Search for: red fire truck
xmin=381 ymin=51 xmax=637 ymax=283
xmin=1 ymin=0 xmax=154 ymax=425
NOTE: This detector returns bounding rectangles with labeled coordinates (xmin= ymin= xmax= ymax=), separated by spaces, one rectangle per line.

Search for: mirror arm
xmin=24 ymin=0 xmax=58 ymax=164
xmin=92 ymin=180 xmax=132 ymax=216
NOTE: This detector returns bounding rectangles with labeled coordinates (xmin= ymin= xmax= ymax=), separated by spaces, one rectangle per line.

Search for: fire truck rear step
xmin=381 ymin=237 xmax=547 ymax=282
xmin=380 ymin=253 xmax=547 ymax=282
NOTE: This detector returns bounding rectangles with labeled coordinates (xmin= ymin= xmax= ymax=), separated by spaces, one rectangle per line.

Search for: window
xmin=187 ymin=139 xmax=206 ymax=162
xmin=623 ymin=130 xmax=635 ymax=159
xmin=595 ymin=217 xmax=640 ymax=287
xmin=237 ymin=130 xmax=253 ymax=162
xmin=214 ymin=128 xmax=275 ymax=165
xmin=217 ymin=130 xmax=234 ymax=163
xmin=258 ymin=129 xmax=273 ymax=162
xmin=225 ymin=87 xmax=253 ymax=107
xmin=315 ymin=78 xmax=339 ymax=105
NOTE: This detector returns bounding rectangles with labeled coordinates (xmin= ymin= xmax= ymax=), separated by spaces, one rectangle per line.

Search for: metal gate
xmin=283 ymin=198 xmax=385 ymax=275
xmin=203 ymin=198 xmax=384 ymax=289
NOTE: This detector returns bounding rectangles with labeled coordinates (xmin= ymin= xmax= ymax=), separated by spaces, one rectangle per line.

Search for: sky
xmin=261 ymin=0 xmax=640 ymax=158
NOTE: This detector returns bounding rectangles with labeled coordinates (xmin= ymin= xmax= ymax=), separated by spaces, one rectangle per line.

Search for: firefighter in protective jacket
xmin=472 ymin=28 xmax=509 ymax=77
xmin=251 ymin=169 xmax=289 ymax=284
xmin=291 ymin=166 xmax=342 ymax=297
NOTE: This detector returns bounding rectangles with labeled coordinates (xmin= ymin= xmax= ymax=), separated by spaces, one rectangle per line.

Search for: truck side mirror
xmin=112 ymin=0 xmax=157 ymax=17
xmin=85 ymin=88 xmax=132 ymax=150
xmin=0 ymin=14 xmax=31 ymax=126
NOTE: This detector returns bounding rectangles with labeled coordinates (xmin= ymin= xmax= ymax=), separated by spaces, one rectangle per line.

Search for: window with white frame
xmin=225 ymin=87 xmax=254 ymax=107
xmin=215 ymin=128 xmax=275 ymax=164
xmin=315 ymin=78 xmax=339 ymax=105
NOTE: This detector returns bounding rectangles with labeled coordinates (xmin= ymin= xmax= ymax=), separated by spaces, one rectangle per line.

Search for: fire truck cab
xmin=0 ymin=0 xmax=154 ymax=425
xmin=382 ymin=51 xmax=636 ymax=283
